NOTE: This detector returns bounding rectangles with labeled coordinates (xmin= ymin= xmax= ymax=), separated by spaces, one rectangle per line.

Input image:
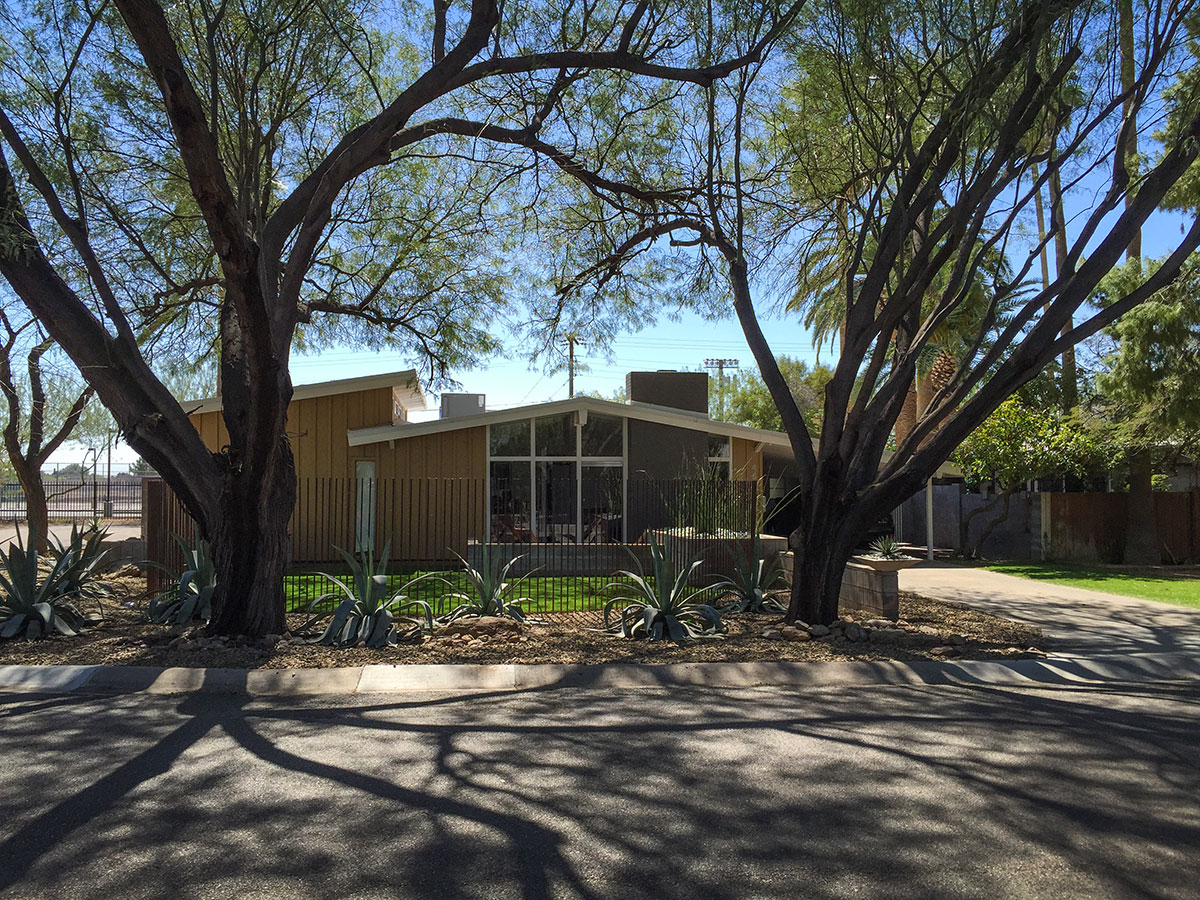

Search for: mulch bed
xmin=0 ymin=575 xmax=1044 ymax=669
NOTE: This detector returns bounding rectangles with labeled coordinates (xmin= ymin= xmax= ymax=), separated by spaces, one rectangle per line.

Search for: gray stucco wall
xmin=895 ymin=484 xmax=1043 ymax=560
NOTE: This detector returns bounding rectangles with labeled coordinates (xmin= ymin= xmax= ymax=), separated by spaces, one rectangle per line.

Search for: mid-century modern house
xmin=181 ymin=369 xmax=803 ymax=563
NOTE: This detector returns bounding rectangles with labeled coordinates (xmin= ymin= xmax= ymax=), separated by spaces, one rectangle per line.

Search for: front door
xmin=355 ymin=460 xmax=377 ymax=553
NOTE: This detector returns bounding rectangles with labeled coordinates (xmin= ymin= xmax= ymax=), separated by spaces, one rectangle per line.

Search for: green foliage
xmin=300 ymin=543 xmax=434 ymax=648
xmin=714 ymin=534 xmax=786 ymax=614
xmin=435 ymin=548 xmax=535 ymax=623
xmin=147 ymin=532 xmax=216 ymax=625
xmin=603 ymin=535 xmax=724 ymax=643
xmin=951 ymin=398 xmax=1110 ymax=490
xmin=0 ymin=528 xmax=91 ymax=639
xmin=1092 ymin=256 xmax=1200 ymax=453
xmin=49 ymin=521 xmax=113 ymax=603
xmin=712 ymin=357 xmax=833 ymax=433
xmin=866 ymin=535 xmax=906 ymax=560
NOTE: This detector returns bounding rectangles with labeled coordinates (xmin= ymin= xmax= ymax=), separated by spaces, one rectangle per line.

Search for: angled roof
xmin=185 ymin=370 xmax=427 ymax=415
xmin=345 ymin=393 xmax=961 ymax=477
xmin=347 ymin=396 xmax=796 ymax=448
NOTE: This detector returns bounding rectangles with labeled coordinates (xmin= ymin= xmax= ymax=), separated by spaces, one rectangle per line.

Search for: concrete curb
xmin=1 ymin=652 xmax=1199 ymax=696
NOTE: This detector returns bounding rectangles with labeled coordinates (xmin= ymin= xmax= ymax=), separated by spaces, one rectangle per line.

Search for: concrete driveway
xmin=900 ymin=562 xmax=1200 ymax=657
xmin=2 ymin=681 xmax=1199 ymax=900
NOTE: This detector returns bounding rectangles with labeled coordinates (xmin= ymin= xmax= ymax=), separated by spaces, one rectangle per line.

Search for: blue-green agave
xmin=604 ymin=535 xmax=724 ymax=643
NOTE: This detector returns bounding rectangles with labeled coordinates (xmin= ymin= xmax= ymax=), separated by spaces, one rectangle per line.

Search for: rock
xmin=259 ymin=634 xmax=280 ymax=650
xmin=467 ymin=638 xmax=484 ymax=647
xmin=929 ymin=645 xmax=959 ymax=657
xmin=807 ymin=624 xmax=831 ymax=638
xmin=830 ymin=619 xmax=847 ymax=630
xmin=779 ymin=626 xmax=810 ymax=642
xmin=865 ymin=619 xmax=894 ymax=629
xmin=761 ymin=629 xmax=782 ymax=640
xmin=844 ymin=622 xmax=868 ymax=642
xmin=440 ymin=616 xmax=522 ymax=638
xmin=947 ymin=634 xmax=967 ymax=646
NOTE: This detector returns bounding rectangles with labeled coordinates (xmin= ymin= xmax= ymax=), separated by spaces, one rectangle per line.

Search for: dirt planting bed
xmin=0 ymin=587 xmax=1044 ymax=670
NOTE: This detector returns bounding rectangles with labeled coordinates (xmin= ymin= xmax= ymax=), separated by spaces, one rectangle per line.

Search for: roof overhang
xmin=184 ymin=370 xmax=427 ymax=416
xmin=347 ymin=396 xmax=794 ymax=449
xmin=345 ymin=394 xmax=961 ymax=478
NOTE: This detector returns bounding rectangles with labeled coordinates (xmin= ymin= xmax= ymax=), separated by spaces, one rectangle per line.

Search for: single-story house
xmin=183 ymin=369 xmax=805 ymax=562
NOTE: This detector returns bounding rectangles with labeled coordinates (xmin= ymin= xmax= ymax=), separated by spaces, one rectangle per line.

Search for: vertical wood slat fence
xmin=143 ymin=475 xmax=767 ymax=610
xmin=1045 ymin=490 xmax=1200 ymax=563
xmin=144 ymin=476 xmax=487 ymax=589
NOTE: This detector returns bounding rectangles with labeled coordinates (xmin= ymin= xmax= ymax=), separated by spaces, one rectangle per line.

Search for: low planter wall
xmin=648 ymin=531 xmax=789 ymax=579
xmin=779 ymin=552 xmax=900 ymax=621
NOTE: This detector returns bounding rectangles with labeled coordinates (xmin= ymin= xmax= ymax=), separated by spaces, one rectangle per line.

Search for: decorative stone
xmin=807 ymin=624 xmax=831 ymax=638
xmin=779 ymin=626 xmax=810 ymax=642
xmin=947 ymin=634 xmax=967 ymax=646
xmin=761 ymin=629 xmax=782 ymax=640
xmin=844 ymin=622 xmax=868 ymax=642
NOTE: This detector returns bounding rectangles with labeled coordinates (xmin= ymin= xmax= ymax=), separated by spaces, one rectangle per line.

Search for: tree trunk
xmin=15 ymin=466 xmax=49 ymax=553
xmin=786 ymin=511 xmax=861 ymax=626
xmin=1124 ymin=449 xmax=1159 ymax=565
xmin=208 ymin=444 xmax=295 ymax=636
xmin=894 ymin=383 xmax=917 ymax=446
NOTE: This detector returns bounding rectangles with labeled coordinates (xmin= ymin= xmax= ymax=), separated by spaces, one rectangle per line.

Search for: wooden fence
xmin=144 ymin=476 xmax=489 ymax=587
xmin=1045 ymin=490 xmax=1200 ymax=563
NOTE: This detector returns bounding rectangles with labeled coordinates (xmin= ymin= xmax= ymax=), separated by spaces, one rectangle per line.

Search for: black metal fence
xmin=279 ymin=476 xmax=771 ymax=614
xmin=0 ymin=478 xmax=143 ymax=522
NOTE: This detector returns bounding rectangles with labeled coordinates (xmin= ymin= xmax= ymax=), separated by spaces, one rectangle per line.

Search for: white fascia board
xmin=347 ymin=396 xmax=796 ymax=448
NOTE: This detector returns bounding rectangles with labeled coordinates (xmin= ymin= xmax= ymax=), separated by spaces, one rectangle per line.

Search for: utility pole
xmin=567 ymin=335 xmax=576 ymax=399
xmin=704 ymin=358 xmax=739 ymax=419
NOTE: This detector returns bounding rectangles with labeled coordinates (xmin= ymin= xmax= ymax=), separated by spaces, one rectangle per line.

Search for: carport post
xmin=926 ymin=478 xmax=934 ymax=561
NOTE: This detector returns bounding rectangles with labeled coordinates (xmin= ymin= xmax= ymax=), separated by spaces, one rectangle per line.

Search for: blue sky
xmin=47 ymin=195 xmax=1193 ymax=468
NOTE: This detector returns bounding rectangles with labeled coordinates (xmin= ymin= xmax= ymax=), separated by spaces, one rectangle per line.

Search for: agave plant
xmin=50 ymin=521 xmax=113 ymax=604
xmin=603 ymin=534 xmax=724 ymax=643
xmin=147 ymin=531 xmax=217 ymax=625
xmin=0 ymin=529 xmax=91 ymax=639
xmin=435 ymin=548 xmax=537 ymax=623
xmin=300 ymin=542 xmax=434 ymax=647
xmin=866 ymin=535 xmax=906 ymax=560
xmin=715 ymin=534 xmax=786 ymax=614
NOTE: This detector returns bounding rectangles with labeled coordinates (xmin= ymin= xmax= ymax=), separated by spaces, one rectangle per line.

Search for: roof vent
xmin=440 ymin=393 xmax=486 ymax=419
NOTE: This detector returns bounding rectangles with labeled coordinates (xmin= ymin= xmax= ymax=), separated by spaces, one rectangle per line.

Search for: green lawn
xmin=985 ymin=562 xmax=1200 ymax=610
xmin=283 ymin=570 xmax=640 ymax=614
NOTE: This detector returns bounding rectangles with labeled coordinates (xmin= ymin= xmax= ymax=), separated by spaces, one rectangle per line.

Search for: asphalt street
xmin=3 ymin=681 xmax=1199 ymax=899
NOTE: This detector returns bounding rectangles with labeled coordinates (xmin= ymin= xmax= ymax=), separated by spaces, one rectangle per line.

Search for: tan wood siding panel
xmin=732 ymin=438 xmax=763 ymax=481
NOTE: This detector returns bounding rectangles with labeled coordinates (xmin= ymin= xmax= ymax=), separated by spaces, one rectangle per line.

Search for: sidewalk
xmin=899 ymin=561 xmax=1200 ymax=656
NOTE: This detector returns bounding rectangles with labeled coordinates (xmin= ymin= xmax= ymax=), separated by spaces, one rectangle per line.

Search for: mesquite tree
xmin=0 ymin=0 xmax=800 ymax=635
xmin=503 ymin=0 xmax=1200 ymax=623
xmin=0 ymin=311 xmax=96 ymax=551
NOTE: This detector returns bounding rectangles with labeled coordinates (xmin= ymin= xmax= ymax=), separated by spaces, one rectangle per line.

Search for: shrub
xmin=0 ymin=529 xmax=91 ymax=639
xmin=604 ymin=534 xmax=724 ymax=643
xmin=300 ymin=543 xmax=434 ymax=647
xmin=716 ymin=534 xmax=786 ymax=614
xmin=435 ymin=548 xmax=536 ymax=623
xmin=147 ymin=532 xmax=216 ymax=625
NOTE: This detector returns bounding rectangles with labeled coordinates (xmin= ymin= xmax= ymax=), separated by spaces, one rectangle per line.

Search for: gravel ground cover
xmin=0 ymin=573 xmax=1043 ymax=669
